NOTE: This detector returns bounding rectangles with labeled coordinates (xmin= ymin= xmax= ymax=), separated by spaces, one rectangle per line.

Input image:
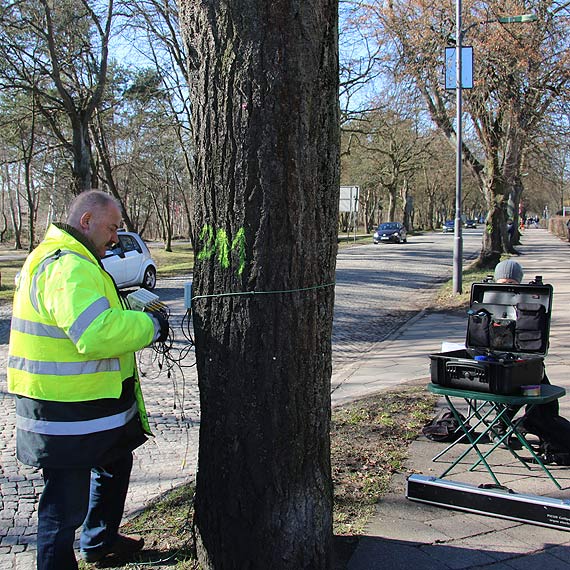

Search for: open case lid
xmin=466 ymin=276 xmax=553 ymax=356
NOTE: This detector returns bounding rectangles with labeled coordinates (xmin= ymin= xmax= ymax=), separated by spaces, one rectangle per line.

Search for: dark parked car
xmin=465 ymin=219 xmax=477 ymax=229
xmin=442 ymin=220 xmax=455 ymax=233
xmin=373 ymin=222 xmax=407 ymax=244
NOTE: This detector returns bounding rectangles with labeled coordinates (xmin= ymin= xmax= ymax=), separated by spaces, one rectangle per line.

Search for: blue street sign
xmin=445 ymin=46 xmax=474 ymax=89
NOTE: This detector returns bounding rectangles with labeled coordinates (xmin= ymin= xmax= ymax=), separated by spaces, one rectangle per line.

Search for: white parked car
xmin=102 ymin=231 xmax=157 ymax=290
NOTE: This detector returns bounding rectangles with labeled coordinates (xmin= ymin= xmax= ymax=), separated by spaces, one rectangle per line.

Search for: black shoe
xmin=490 ymin=422 xmax=509 ymax=447
xmin=81 ymin=533 xmax=144 ymax=563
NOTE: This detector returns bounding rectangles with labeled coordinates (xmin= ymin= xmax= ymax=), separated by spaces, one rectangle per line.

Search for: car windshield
xmin=379 ymin=223 xmax=399 ymax=230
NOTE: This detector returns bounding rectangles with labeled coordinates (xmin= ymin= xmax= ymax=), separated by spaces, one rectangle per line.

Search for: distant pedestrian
xmin=507 ymin=220 xmax=515 ymax=243
xmin=566 ymin=219 xmax=570 ymax=242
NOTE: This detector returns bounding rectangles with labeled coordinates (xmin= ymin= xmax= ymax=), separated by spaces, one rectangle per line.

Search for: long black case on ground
xmin=430 ymin=278 xmax=553 ymax=395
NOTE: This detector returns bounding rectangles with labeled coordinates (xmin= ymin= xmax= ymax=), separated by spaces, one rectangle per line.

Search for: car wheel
xmin=142 ymin=266 xmax=157 ymax=291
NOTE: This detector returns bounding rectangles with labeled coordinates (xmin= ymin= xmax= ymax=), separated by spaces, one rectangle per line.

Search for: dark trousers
xmin=37 ymin=452 xmax=133 ymax=570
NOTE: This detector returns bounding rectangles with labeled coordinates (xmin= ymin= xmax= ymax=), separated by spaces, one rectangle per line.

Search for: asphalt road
xmin=331 ymin=228 xmax=482 ymax=370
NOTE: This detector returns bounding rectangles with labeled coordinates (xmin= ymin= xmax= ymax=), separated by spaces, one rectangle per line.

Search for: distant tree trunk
xmin=364 ymin=187 xmax=379 ymax=231
xmin=479 ymin=193 xmax=503 ymax=270
xmin=179 ymin=1 xmax=339 ymax=568
xmin=507 ymin=179 xmax=523 ymax=249
xmin=21 ymin=121 xmax=37 ymax=251
xmin=3 ymin=163 xmax=24 ymax=250
xmin=90 ymin=111 xmax=136 ymax=231
xmin=384 ymin=186 xmax=394 ymax=221
xmin=402 ymin=179 xmax=412 ymax=230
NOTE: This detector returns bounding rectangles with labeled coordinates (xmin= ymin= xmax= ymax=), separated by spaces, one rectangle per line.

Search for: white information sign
xmin=339 ymin=186 xmax=359 ymax=213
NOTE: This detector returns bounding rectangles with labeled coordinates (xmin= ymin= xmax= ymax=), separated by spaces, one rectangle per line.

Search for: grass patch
xmin=331 ymin=383 xmax=436 ymax=536
xmin=149 ymin=242 xmax=194 ymax=278
xmin=337 ymin=235 xmax=372 ymax=247
xmin=0 ymin=258 xmax=23 ymax=303
xmin=89 ymin=384 xmax=437 ymax=569
xmin=434 ymin=262 xmax=495 ymax=310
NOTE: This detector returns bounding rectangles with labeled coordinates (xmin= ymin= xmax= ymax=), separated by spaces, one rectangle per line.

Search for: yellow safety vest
xmin=8 ymin=224 xmax=155 ymax=435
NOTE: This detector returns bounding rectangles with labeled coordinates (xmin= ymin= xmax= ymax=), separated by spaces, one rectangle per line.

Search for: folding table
xmin=427 ymin=383 xmax=566 ymax=489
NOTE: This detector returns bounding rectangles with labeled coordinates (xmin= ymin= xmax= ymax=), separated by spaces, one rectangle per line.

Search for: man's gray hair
xmin=66 ymin=190 xmax=122 ymax=227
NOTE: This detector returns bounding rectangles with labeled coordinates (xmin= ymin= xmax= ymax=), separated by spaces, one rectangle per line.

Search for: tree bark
xmin=179 ymin=1 xmax=339 ymax=568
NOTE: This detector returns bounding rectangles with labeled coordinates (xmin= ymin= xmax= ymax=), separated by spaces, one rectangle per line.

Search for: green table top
xmin=427 ymin=383 xmax=565 ymax=405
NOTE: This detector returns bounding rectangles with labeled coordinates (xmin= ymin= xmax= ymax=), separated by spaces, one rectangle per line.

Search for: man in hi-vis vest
xmin=8 ymin=190 xmax=168 ymax=569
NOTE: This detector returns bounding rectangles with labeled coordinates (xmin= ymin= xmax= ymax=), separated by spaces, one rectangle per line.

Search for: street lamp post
xmin=453 ymin=0 xmax=463 ymax=294
xmin=451 ymin=9 xmax=537 ymax=295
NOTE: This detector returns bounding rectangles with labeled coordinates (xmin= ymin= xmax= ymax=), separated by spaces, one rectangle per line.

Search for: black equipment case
xmin=430 ymin=277 xmax=553 ymax=395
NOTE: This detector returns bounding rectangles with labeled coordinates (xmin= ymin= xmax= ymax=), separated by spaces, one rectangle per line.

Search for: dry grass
xmin=331 ymin=382 xmax=437 ymax=535
xmin=433 ymin=263 xmax=493 ymax=310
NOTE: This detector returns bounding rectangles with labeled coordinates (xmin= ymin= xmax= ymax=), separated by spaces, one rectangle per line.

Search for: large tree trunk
xmin=179 ymin=1 xmax=339 ymax=568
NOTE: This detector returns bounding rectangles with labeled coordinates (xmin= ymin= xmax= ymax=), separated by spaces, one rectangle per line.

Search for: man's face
xmin=79 ymin=204 xmax=122 ymax=258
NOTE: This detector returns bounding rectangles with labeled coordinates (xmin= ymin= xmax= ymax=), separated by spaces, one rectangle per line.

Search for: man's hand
xmin=148 ymin=310 xmax=169 ymax=343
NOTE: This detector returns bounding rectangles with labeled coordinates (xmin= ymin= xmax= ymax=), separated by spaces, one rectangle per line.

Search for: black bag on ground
xmin=519 ymin=405 xmax=570 ymax=466
xmin=422 ymin=408 xmax=469 ymax=443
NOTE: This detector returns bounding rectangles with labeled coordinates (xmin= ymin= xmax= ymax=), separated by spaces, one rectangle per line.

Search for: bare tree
xmin=360 ymin=107 xmax=429 ymax=223
xmin=0 ymin=91 xmax=48 ymax=249
xmin=0 ymin=0 xmax=114 ymax=193
xmin=179 ymin=1 xmax=339 ymax=567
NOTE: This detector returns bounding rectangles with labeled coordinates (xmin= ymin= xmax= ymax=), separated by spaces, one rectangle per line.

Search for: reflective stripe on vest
xmin=8 ymin=355 xmax=121 ymax=375
xmin=10 ymin=317 xmax=68 ymax=339
xmin=16 ymin=401 xmax=138 ymax=435
xmin=68 ymin=296 xmax=111 ymax=343
xmin=12 ymin=293 xmax=110 ymax=345
xmin=30 ymin=250 xmax=91 ymax=313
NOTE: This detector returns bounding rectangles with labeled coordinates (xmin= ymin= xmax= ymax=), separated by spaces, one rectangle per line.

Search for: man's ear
xmin=79 ymin=212 xmax=91 ymax=230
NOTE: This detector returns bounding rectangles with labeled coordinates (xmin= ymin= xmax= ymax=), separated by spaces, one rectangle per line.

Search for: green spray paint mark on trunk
xmin=215 ymin=229 xmax=230 ymax=268
xmin=231 ymin=227 xmax=246 ymax=276
xmin=197 ymin=224 xmax=246 ymax=276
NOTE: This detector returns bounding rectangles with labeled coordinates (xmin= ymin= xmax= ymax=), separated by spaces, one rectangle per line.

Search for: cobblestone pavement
xmin=0 ymin=233 xmax=480 ymax=568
